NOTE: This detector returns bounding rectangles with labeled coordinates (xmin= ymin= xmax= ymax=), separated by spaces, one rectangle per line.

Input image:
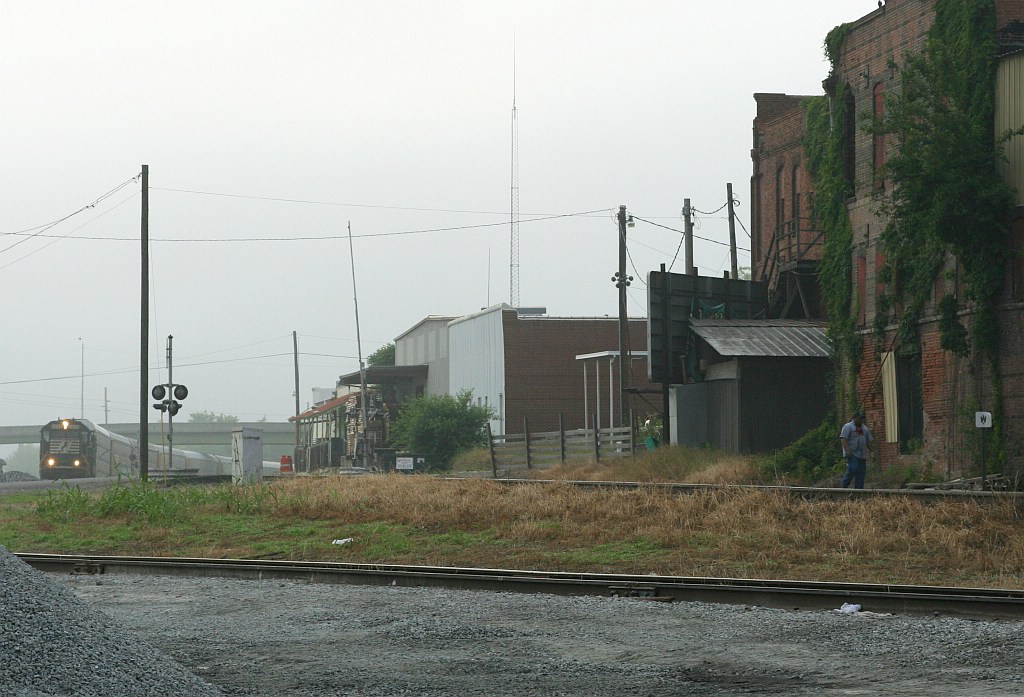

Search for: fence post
xmin=630 ymin=408 xmax=637 ymax=453
xmin=524 ymin=417 xmax=532 ymax=469
xmin=559 ymin=413 xmax=566 ymax=463
xmin=486 ymin=422 xmax=497 ymax=479
xmin=592 ymin=412 xmax=600 ymax=463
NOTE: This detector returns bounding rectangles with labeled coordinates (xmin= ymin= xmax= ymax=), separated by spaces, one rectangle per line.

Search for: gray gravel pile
xmin=0 ymin=546 xmax=221 ymax=697
xmin=62 ymin=570 xmax=1024 ymax=696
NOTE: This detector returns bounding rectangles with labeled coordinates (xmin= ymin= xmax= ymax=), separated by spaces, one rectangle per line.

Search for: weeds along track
xmin=475 ymin=478 xmax=1024 ymax=506
xmin=18 ymin=553 xmax=1024 ymax=620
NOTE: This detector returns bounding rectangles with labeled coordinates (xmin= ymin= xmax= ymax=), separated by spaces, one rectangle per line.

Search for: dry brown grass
xmin=528 ymin=445 xmax=756 ymax=485
xmin=9 ymin=448 xmax=1022 ymax=588
xmin=259 ymin=472 xmax=1024 ymax=588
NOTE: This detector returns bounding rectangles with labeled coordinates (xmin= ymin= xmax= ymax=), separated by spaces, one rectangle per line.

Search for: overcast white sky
xmin=0 ymin=0 xmax=877 ymax=434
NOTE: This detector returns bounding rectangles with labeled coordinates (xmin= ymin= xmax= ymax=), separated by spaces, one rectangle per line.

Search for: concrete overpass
xmin=0 ymin=422 xmax=295 ymax=458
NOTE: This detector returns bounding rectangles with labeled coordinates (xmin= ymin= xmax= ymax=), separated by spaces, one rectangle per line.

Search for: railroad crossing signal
xmin=152 ymin=383 xmax=188 ymax=416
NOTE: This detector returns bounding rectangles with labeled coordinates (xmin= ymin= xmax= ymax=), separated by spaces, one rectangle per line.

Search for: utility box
xmin=232 ymin=427 xmax=264 ymax=485
xmin=395 ymin=453 xmax=426 ymax=474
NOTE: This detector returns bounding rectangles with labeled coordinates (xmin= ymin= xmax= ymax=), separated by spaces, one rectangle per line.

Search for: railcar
xmin=38 ymin=418 xmax=266 ymax=480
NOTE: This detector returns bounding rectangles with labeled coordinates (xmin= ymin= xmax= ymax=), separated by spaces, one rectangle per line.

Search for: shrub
xmin=758 ymin=421 xmax=844 ymax=485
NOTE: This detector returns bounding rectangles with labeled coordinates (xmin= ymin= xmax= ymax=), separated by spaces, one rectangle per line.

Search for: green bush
xmin=758 ymin=421 xmax=844 ymax=485
xmin=389 ymin=390 xmax=494 ymax=471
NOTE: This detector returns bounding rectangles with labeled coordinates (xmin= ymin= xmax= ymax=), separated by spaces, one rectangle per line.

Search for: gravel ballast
xmin=25 ymin=557 xmax=1024 ymax=696
xmin=0 ymin=546 xmax=221 ymax=697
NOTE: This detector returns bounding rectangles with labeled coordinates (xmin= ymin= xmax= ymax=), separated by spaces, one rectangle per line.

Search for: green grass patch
xmin=559 ymin=538 xmax=668 ymax=567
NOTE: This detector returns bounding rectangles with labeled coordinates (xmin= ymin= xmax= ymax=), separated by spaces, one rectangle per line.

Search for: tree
xmin=388 ymin=390 xmax=493 ymax=471
xmin=367 ymin=342 xmax=395 ymax=367
xmin=4 ymin=443 xmax=39 ymax=473
xmin=188 ymin=411 xmax=240 ymax=423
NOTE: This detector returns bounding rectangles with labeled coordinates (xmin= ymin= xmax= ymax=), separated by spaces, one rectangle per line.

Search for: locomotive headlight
xmin=73 ymin=460 xmax=81 ymax=467
xmin=47 ymin=458 xmax=55 ymax=467
xmin=62 ymin=420 xmax=70 ymax=429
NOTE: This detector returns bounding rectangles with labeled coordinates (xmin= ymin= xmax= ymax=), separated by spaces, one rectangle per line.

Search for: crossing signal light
xmin=151 ymin=383 xmax=187 ymax=415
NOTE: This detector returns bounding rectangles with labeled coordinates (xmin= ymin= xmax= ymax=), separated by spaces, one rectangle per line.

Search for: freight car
xmin=38 ymin=418 xmax=272 ymax=480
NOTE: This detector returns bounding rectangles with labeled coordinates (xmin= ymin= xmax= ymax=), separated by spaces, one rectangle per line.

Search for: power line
xmin=631 ymin=215 xmax=751 ymax=253
xmin=0 ymin=193 xmax=139 ymax=271
xmin=5 ymin=208 xmax=612 ymax=243
xmin=0 ymin=351 xmax=361 ymax=387
xmin=0 ymin=175 xmax=139 ymax=256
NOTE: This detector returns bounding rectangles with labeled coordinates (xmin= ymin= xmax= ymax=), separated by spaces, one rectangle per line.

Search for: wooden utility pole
xmin=727 ymin=183 xmax=739 ymax=280
xmin=683 ymin=198 xmax=695 ymax=276
xmin=660 ymin=264 xmax=671 ymax=446
xmin=348 ymin=222 xmax=370 ymax=469
xmin=292 ymin=330 xmax=301 ymax=471
xmin=140 ymin=164 xmax=149 ymax=480
xmin=615 ymin=206 xmax=631 ymax=429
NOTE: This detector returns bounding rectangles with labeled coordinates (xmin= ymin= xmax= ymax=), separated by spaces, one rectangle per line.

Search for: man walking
xmin=840 ymin=410 xmax=874 ymax=489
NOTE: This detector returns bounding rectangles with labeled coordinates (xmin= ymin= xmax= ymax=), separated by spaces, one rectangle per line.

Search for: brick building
xmin=750 ymin=93 xmax=825 ymax=318
xmin=752 ymin=0 xmax=1024 ymax=479
xmin=447 ymin=305 xmax=653 ymax=435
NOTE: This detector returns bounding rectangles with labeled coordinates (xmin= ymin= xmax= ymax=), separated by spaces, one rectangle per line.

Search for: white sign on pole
xmin=975 ymin=411 xmax=993 ymax=428
xmin=396 ymin=456 xmax=414 ymax=471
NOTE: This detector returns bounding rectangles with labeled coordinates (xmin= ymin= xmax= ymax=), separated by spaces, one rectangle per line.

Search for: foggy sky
xmin=0 ymin=0 xmax=876 ymax=437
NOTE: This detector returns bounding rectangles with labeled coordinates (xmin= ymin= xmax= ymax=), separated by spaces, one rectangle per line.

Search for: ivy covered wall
xmin=806 ymin=0 xmax=1024 ymax=479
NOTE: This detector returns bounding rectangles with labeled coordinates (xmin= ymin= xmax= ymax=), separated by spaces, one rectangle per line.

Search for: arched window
xmin=791 ymin=164 xmax=800 ymax=225
xmin=843 ymin=86 xmax=857 ymax=195
xmin=873 ymin=82 xmax=886 ymax=183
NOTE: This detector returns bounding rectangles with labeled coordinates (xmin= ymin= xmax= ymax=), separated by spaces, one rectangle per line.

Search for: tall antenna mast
xmin=510 ymin=34 xmax=520 ymax=308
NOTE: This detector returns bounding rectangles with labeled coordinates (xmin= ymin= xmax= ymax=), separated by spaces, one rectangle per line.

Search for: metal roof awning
xmin=688 ymin=319 xmax=830 ymax=358
xmin=336 ymin=364 xmax=428 ymax=386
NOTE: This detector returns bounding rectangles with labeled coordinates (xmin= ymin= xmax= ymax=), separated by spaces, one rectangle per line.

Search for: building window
xmin=881 ymin=348 xmax=924 ymax=452
xmin=775 ymin=165 xmax=784 ymax=236
xmin=843 ymin=86 xmax=857 ymax=196
xmin=873 ymin=83 xmax=886 ymax=185
xmin=1013 ymin=217 xmax=1024 ymax=299
xmin=896 ymin=349 xmax=924 ymax=453
xmin=857 ymin=254 xmax=867 ymax=325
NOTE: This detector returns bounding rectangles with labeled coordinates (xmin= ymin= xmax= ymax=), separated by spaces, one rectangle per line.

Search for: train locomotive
xmin=39 ymin=418 xmax=251 ymax=480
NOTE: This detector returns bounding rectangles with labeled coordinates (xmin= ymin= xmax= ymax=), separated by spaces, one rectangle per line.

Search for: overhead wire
xmin=7 ymin=207 xmax=613 ymax=243
xmin=630 ymin=215 xmax=751 ymax=253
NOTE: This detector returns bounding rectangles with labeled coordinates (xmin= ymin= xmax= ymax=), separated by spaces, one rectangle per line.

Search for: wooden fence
xmin=486 ymin=415 xmax=635 ymax=477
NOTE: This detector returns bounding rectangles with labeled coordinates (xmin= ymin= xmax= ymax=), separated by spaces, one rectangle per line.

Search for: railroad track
xmin=475 ymin=478 xmax=1024 ymax=504
xmin=18 ymin=552 xmax=1024 ymax=620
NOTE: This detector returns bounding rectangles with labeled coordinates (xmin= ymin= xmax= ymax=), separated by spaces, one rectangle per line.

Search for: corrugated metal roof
xmin=336 ymin=364 xmax=429 ymax=386
xmin=688 ymin=319 xmax=830 ymax=358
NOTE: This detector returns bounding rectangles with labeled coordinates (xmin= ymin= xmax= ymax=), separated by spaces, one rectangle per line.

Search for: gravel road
xmin=52 ymin=570 xmax=1024 ymax=696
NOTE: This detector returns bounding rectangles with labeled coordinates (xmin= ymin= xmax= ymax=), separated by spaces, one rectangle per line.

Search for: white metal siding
xmin=395 ymin=318 xmax=451 ymax=395
xmin=448 ymin=309 xmax=506 ymax=432
xmin=997 ymin=53 xmax=1024 ymax=205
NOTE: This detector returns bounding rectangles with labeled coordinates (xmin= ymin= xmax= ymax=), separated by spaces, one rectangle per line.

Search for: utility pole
xmin=292 ymin=330 xmax=301 ymax=472
xmin=104 ymin=388 xmax=108 ymax=424
xmin=683 ymin=198 xmax=695 ymax=276
xmin=613 ymin=206 xmax=633 ymax=429
xmin=79 ymin=337 xmax=84 ymax=418
xmin=347 ymin=222 xmax=370 ymax=469
xmin=166 ymin=335 xmax=174 ymax=470
xmin=140 ymin=164 xmax=149 ymax=481
xmin=660 ymin=263 xmax=671 ymax=446
xmin=727 ymin=183 xmax=738 ymax=281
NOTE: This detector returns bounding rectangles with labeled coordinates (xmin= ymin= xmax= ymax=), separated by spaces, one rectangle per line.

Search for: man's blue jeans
xmin=842 ymin=455 xmax=867 ymax=489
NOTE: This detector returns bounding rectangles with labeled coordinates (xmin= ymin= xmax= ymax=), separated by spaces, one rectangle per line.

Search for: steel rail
xmin=471 ymin=478 xmax=1024 ymax=504
xmin=17 ymin=553 xmax=1024 ymax=620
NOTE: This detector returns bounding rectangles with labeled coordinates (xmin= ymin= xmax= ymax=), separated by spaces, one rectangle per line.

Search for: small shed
xmin=673 ymin=319 xmax=830 ymax=453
